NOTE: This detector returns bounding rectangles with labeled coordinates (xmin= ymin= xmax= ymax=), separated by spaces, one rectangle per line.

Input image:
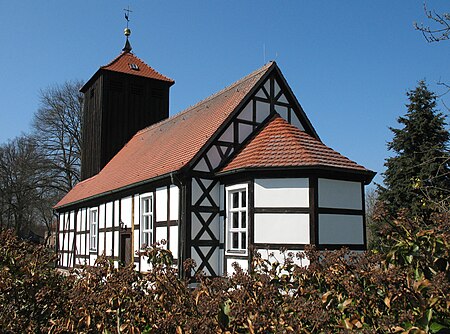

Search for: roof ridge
xmin=134 ymin=61 xmax=274 ymax=137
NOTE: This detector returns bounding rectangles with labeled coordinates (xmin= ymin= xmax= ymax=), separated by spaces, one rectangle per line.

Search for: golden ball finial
xmin=124 ymin=28 xmax=131 ymax=37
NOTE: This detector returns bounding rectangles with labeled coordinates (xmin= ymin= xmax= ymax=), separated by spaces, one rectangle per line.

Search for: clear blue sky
xmin=1 ymin=1 xmax=449 ymax=187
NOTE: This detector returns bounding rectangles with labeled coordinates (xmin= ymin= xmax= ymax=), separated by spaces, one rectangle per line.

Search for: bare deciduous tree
xmin=414 ymin=2 xmax=450 ymax=43
xmin=33 ymin=80 xmax=83 ymax=193
xmin=0 ymin=136 xmax=53 ymax=238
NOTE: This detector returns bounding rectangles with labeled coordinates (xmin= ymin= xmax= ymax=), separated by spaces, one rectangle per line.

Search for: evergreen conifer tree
xmin=378 ymin=81 xmax=450 ymax=219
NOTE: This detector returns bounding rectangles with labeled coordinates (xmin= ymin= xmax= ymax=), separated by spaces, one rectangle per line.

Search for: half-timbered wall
xmin=189 ymin=70 xmax=313 ymax=276
xmin=57 ymin=184 xmax=180 ymax=270
xmin=192 ymin=73 xmax=310 ymax=174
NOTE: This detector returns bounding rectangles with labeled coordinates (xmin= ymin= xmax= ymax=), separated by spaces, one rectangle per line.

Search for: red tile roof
xmin=55 ymin=62 xmax=274 ymax=208
xmin=101 ymin=51 xmax=174 ymax=84
xmin=221 ymin=115 xmax=373 ymax=174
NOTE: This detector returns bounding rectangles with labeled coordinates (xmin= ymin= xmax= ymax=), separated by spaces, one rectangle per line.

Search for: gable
xmin=190 ymin=64 xmax=318 ymax=173
xmin=55 ymin=62 xmax=273 ymax=209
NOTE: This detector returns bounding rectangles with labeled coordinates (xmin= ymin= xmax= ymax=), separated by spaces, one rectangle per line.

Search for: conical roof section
xmin=221 ymin=114 xmax=375 ymax=178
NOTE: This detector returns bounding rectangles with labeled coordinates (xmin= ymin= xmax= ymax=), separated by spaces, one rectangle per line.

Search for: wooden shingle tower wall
xmin=80 ymin=37 xmax=174 ymax=180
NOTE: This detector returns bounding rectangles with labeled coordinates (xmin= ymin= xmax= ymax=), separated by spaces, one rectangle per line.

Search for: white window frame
xmin=89 ymin=208 xmax=98 ymax=251
xmin=140 ymin=194 xmax=154 ymax=248
xmin=225 ymin=184 xmax=248 ymax=255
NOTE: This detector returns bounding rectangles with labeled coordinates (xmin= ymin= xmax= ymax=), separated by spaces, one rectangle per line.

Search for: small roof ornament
xmin=122 ymin=6 xmax=133 ymax=52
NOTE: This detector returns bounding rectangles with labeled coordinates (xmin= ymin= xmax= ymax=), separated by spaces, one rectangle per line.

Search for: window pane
xmin=232 ymin=232 xmax=239 ymax=249
xmin=232 ymin=212 xmax=239 ymax=228
xmin=232 ymin=192 xmax=239 ymax=208
xmin=149 ymin=198 xmax=153 ymax=212
xmin=241 ymin=191 xmax=246 ymax=207
xmin=241 ymin=212 xmax=246 ymax=228
xmin=241 ymin=232 xmax=246 ymax=250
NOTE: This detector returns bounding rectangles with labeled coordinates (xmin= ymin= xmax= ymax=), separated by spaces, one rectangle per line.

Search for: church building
xmin=55 ymin=31 xmax=375 ymax=277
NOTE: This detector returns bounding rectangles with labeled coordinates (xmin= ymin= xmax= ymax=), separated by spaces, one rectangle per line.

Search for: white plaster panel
xmin=201 ymin=212 xmax=220 ymax=240
xmin=191 ymin=248 xmax=202 ymax=275
xmin=169 ymin=226 xmax=178 ymax=259
xmin=58 ymin=233 xmax=63 ymax=252
xmin=318 ymin=214 xmax=364 ymax=244
xmin=105 ymin=231 xmax=113 ymax=256
xmin=226 ymin=258 xmax=248 ymax=275
xmin=76 ymin=210 xmax=82 ymax=231
xmin=194 ymin=158 xmax=209 ymax=172
xmin=238 ymin=122 xmax=253 ymax=143
xmin=318 ymin=179 xmax=362 ymax=210
xmin=69 ymin=211 xmax=75 ymax=230
xmin=278 ymin=94 xmax=288 ymax=104
xmin=291 ymin=113 xmax=305 ymax=131
xmin=206 ymin=146 xmax=221 ymax=170
xmin=254 ymin=213 xmax=310 ymax=244
xmin=255 ymin=88 xmax=267 ymax=99
xmin=98 ymin=232 xmax=105 ymax=255
xmin=114 ymin=200 xmax=120 ymax=227
xmin=156 ymin=187 xmax=168 ymax=222
xmin=105 ymin=202 xmax=113 ymax=228
xmin=219 ymin=215 xmax=224 ymax=244
xmin=169 ymin=185 xmax=179 ymax=221
xmin=114 ymin=231 xmax=120 ymax=258
xmin=200 ymin=246 xmax=219 ymax=276
xmin=254 ymin=178 xmax=309 ymax=207
xmin=275 ymin=105 xmax=288 ymax=121
xmin=264 ymin=80 xmax=270 ymax=95
xmin=134 ymin=229 xmax=140 ymax=251
xmin=99 ymin=204 xmax=106 ymax=229
xmin=76 ymin=210 xmax=81 ymax=232
xmin=274 ymin=80 xmax=281 ymax=96
xmin=219 ymin=124 xmax=234 ymax=143
xmin=133 ymin=195 xmax=139 ymax=228
xmin=191 ymin=213 xmax=203 ymax=239
xmin=80 ymin=234 xmax=86 ymax=256
xmin=219 ymin=184 xmax=224 ymax=211
xmin=156 ymin=227 xmax=168 ymax=248
xmin=121 ymin=197 xmax=132 ymax=227
xmin=191 ymin=178 xmax=202 ymax=205
xmin=256 ymin=101 xmax=270 ymax=123
xmin=256 ymin=249 xmax=310 ymax=267
xmin=90 ymin=254 xmax=97 ymax=266
xmin=238 ymin=102 xmax=253 ymax=121
xmin=201 ymin=181 xmax=219 ymax=207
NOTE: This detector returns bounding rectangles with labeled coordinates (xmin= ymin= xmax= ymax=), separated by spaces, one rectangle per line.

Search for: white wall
xmin=254 ymin=213 xmax=310 ymax=244
xmin=254 ymin=178 xmax=309 ymax=207
xmin=318 ymin=179 xmax=362 ymax=210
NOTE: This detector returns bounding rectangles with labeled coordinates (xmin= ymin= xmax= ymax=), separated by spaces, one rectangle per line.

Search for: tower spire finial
xmin=122 ymin=6 xmax=133 ymax=52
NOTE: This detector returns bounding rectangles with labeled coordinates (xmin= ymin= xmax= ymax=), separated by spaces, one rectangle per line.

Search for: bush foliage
xmin=0 ymin=210 xmax=449 ymax=333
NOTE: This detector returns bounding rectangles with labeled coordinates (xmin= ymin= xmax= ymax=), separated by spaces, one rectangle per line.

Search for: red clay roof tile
xmin=221 ymin=115 xmax=372 ymax=173
xmin=101 ymin=51 xmax=174 ymax=83
xmin=55 ymin=62 xmax=274 ymax=208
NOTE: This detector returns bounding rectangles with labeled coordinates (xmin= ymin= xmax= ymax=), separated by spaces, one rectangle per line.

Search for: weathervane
xmin=123 ymin=6 xmax=133 ymax=52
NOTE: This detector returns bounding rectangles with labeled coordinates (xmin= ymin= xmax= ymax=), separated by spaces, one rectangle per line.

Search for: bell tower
xmin=80 ymin=15 xmax=174 ymax=180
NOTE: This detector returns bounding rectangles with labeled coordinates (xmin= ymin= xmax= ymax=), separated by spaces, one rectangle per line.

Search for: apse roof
xmin=220 ymin=114 xmax=374 ymax=177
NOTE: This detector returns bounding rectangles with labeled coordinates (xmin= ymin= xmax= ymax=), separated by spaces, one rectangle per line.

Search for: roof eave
xmin=54 ymin=171 xmax=180 ymax=211
xmin=216 ymin=165 xmax=376 ymax=184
